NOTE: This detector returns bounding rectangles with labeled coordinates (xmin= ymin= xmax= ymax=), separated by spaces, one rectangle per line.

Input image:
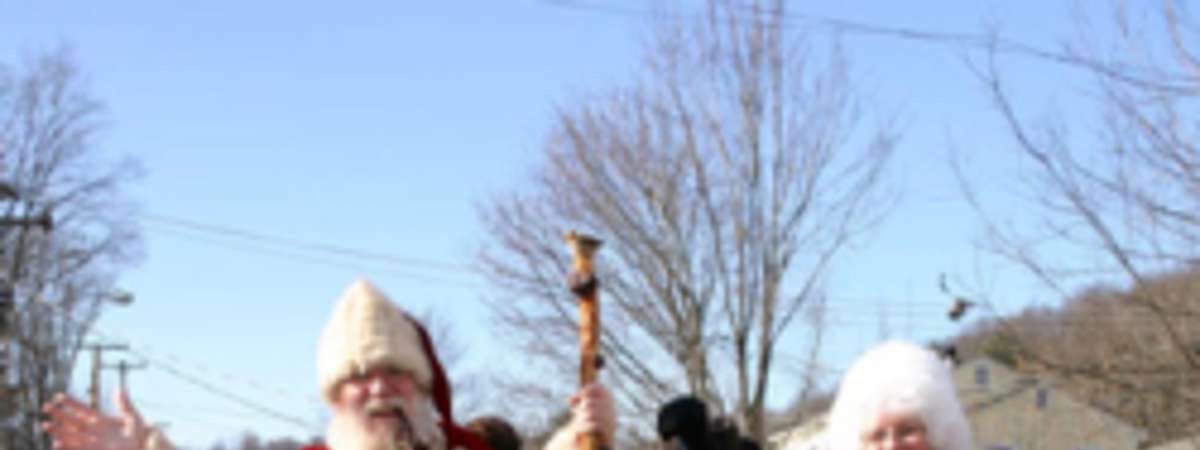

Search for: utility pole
xmin=84 ymin=343 xmax=128 ymax=410
xmin=103 ymin=359 xmax=147 ymax=393
xmin=0 ymin=280 xmax=12 ymax=423
xmin=0 ymin=281 xmax=12 ymax=369
xmin=0 ymin=176 xmax=53 ymax=450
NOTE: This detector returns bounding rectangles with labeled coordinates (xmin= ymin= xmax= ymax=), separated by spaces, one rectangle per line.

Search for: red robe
xmin=301 ymin=426 xmax=492 ymax=450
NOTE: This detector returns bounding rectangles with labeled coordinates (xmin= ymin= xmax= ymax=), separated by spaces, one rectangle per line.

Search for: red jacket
xmin=300 ymin=425 xmax=493 ymax=450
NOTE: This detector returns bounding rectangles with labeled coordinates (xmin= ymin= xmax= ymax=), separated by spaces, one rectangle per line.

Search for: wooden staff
xmin=565 ymin=231 xmax=604 ymax=450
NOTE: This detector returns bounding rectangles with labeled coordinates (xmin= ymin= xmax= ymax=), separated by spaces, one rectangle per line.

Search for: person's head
xmin=657 ymin=396 xmax=711 ymax=450
xmin=825 ymin=341 xmax=972 ymax=450
xmin=318 ymin=279 xmax=447 ymax=450
xmin=465 ymin=416 xmax=522 ymax=450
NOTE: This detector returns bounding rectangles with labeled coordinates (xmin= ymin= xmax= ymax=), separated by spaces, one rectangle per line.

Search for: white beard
xmin=327 ymin=396 xmax=446 ymax=450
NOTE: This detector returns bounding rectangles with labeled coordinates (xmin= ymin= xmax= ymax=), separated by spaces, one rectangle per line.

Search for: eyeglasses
xmin=862 ymin=421 xmax=927 ymax=447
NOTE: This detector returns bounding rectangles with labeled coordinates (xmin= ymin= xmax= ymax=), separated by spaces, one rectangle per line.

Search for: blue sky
xmin=3 ymin=1 xmax=1105 ymax=448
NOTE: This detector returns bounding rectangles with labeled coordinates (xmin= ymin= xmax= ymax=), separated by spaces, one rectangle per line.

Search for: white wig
xmin=825 ymin=341 xmax=972 ymax=450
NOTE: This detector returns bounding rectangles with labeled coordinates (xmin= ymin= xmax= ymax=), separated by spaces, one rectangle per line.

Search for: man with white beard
xmin=41 ymin=279 xmax=616 ymax=450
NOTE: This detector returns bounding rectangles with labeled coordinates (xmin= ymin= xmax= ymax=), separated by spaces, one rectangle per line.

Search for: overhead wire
xmin=123 ymin=346 xmax=320 ymax=433
xmin=129 ymin=336 xmax=314 ymax=403
xmin=134 ymin=401 xmax=267 ymax=431
xmin=10 ymin=1 xmax=1187 ymax=439
xmin=135 ymin=398 xmax=295 ymax=421
xmin=129 ymin=215 xmax=1181 ymax=414
xmin=139 ymin=213 xmax=976 ymax=307
xmin=127 ymin=215 xmax=1188 ymax=329
xmin=21 ymin=298 xmax=322 ymax=434
xmin=142 ymin=219 xmax=486 ymax=290
xmin=143 ymin=214 xmax=1177 ymax=325
xmin=142 ymin=213 xmax=477 ymax=274
xmin=12 ymin=261 xmax=1162 ymax=440
xmin=544 ymin=0 xmax=1198 ymax=94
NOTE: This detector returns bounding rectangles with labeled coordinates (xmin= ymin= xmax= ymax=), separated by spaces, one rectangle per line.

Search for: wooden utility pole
xmin=0 ymin=280 xmax=12 ymax=420
xmin=103 ymin=359 xmax=147 ymax=393
xmin=84 ymin=343 xmax=128 ymax=410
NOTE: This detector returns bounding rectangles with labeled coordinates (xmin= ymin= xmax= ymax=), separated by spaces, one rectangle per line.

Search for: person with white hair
xmin=42 ymin=279 xmax=616 ymax=450
xmin=824 ymin=340 xmax=972 ymax=450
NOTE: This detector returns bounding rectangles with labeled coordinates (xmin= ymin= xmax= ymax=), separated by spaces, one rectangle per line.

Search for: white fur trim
xmin=826 ymin=340 xmax=972 ymax=450
xmin=318 ymin=279 xmax=432 ymax=403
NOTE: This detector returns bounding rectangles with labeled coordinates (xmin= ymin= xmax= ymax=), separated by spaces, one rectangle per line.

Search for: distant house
xmin=957 ymin=357 xmax=1146 ymax=450
xmin=769 ymin=357 xmax=1149 ymax=450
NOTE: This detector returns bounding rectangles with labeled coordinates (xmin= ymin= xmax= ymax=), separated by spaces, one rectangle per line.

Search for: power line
xmin=142 ymin=213 xmax=478 ymax=275
xmin=123 ymin=346 xmax=320 ymax=433
xmin=141 ymin=215 xmax=1165 ymax=318
xmin=754 ymin=5 xmax=1196 ymax=94
xmin=545 ymin=0 xmax=1197 ymax=95
xmin=142 ymin=214 xmax=976 ymax=302
xmin=143 ymin=221 xmax=486 ymax=290
xmin=133 ymin=398 xmax=281 ymax=435
xmin=128 ymin=333 xmax=315 ymax=403
xmin=25 ymin=298 xmax=321 ymax=433
xmin=135 ymin=397 xmax=297 ymax=422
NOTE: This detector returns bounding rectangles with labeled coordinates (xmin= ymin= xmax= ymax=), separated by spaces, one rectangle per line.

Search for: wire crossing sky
xmin=2 ymin=0 xmax=1124 ymax=447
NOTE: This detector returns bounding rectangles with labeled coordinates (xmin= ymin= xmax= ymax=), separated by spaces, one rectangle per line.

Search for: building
xmin=957 ymin=357 xmax=1146 ymax=450
xmin=771 ymin=357 xmax=1149 ymax=450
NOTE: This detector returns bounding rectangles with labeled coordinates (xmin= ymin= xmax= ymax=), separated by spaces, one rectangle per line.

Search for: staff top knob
xmin=566 ymin=231 xmax=603 ymax=260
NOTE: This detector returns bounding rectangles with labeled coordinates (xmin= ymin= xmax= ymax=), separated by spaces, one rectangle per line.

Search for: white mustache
xmin=364 ymin=396 xmax=427 ymax=450
xmin=365 ymin=397 xmax=407 ymax=415
xmin=329 ymin=395 xmax=444 ymax=450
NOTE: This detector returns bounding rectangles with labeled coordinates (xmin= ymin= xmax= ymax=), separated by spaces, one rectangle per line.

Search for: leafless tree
xmin=476 ymin=0 xmax=897 ymax=443
xmin=0 ymin=47 xmax=142 ymax=450
xmin=954 ymin=1 xmax=1200 ymax=445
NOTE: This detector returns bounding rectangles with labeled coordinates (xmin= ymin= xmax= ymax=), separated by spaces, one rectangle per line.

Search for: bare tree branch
xmin=0 ymin=47 xmax=142 ymax=450
xmin=955 ymin=1 xmax=1200 ymax=442
xmin=476 ymin=0 xmax=897 ymax=443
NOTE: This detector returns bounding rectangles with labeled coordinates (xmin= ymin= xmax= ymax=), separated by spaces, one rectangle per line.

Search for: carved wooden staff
xmin=566 ymin=231 xmax=604 ymax=450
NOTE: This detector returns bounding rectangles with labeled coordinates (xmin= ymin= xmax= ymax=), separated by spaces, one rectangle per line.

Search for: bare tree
xmin=476 ymin=0 xmax=897 ymax=443
xmin=955 ymin=1 xmax=1200 ymax=445
xmin=0 ymin=47 xmax=142 ymax=450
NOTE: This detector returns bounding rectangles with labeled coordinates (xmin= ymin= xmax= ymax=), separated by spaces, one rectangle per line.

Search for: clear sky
xmin=3 ymin=1 xmax=1105 ymax=448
